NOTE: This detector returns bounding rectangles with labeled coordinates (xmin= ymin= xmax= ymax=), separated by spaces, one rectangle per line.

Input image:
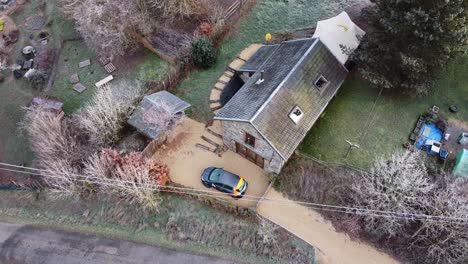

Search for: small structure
xmin=453 ymin=149 xmax=468 ymax=177
xmin=128 ymin=91 xmax=190 ymax=140
xmin=415 ymin=123 xmax=443 ymax=155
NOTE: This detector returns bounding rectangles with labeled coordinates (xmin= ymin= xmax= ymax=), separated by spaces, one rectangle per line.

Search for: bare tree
xmin=351 ymin=151 xmax=435 ymax=237
xmin=70 ymin=0 xmax=156 ymax=59
xmin=409 ymin=178 xmax=468 ymax=264
xmin=143 ymin=0 xmax=209 ymax=19
xmin=76 ymin=81 xmax=143 ymax=145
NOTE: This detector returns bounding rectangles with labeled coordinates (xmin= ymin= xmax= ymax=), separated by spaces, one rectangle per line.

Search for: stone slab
xmin=69 ymin=73 xmax=79 ymax=84
xmin=78 ymin=59 xmax=91 ymax=68
xmin=73 ymin=83 xmax=86 ymax=93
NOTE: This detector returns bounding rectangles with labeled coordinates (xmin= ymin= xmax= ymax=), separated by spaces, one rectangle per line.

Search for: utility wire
xmin=0 ymin=163 xmax=467 ymax=224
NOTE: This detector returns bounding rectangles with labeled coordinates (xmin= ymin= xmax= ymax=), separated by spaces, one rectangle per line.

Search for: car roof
xmin=218 ymin=170 xmax=240 ymax=187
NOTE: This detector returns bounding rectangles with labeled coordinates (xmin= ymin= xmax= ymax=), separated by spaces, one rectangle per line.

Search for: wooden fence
xmin=224 ymin=0 xmax=248 ymax=21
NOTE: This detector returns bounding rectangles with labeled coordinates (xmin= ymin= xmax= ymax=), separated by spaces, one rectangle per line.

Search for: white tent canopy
xmin=313 ymin=11 xmax=365 ymax=65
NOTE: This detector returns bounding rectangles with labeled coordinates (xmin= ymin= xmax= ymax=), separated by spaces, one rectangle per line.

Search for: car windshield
xmin=209 ymin=169 xmax=223 ymax=182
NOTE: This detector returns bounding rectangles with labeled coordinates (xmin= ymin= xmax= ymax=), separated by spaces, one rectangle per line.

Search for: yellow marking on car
xmin=235 ymin=178 xmax=244 ymax=191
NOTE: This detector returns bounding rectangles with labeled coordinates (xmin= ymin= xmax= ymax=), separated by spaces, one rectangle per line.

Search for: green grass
xmin=300 ymin=57 xmax=468 ymax=168
xmin=175 ymin=0 xmax=358 ymax=122
xmin=0 ymin=191 xmax=314 ymax=264
xmin=48 ymin=40 xmax=107 ymax=113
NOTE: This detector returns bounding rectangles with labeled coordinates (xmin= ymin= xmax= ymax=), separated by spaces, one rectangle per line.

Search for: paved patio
xmin=152 ymin=118 xmax=270 ymax=208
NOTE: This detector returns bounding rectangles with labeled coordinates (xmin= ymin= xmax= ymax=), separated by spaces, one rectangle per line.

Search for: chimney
xmin=256 ymin=70 xmax=265 ymax=85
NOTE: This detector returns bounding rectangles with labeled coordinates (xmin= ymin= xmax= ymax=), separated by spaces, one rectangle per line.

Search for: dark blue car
xmin=201 ymin=167 xmax=248 ymax=198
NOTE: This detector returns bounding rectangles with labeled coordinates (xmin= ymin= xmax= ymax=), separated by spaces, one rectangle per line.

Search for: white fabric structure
xmin=313 ymin=11 xmax=365 ymax=65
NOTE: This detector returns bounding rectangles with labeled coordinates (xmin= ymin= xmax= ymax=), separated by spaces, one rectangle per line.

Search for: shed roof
xmin=128 ymin=91 xmax=190 ymax=139
xmin=215 ymin=38 xmax=349 ymax=160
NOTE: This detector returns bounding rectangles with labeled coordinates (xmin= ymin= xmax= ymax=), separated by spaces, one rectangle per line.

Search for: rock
xmin=73 ymin=83 xmax=86 ymax=93
xmin=82 ymin=209 xmax=90 ymax=217
xmin=153 ymin=222 xmax=160 ymax=229
xmin=69 ymin=73 xmax=79 ymax=84
xmin=178 ymin=232 xmax=188 ymax=241
xmin=78 ymin=59 xmax=91 ymax=68
xmin=232 ymin=236 xmax=241 ymax=247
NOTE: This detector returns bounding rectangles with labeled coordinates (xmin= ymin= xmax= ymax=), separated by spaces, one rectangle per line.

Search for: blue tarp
xmin=415 ymin=123 xmax=443 ymax=152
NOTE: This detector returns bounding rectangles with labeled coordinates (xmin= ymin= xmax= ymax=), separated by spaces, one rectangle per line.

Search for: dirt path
xmin=257 ymin=188 xmax=399 ymax=264
xmin=152 ymin=118 xmax=270 ymax=208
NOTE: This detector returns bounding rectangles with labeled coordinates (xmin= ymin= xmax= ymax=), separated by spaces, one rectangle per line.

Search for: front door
xmin=235 ymin=142 xmax=264 ymax=169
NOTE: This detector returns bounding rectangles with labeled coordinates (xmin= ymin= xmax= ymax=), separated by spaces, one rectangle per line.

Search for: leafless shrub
xmin=21 ymin=107 xmax=80 ymax=193
xmin=409 ymin=179 xmax=468 ymax=264
xmin=83 ymin=149 xmax=169 ymax=210
xmin=351 ymin=151 xmax=435 ymax=237
xmin=76 ymin=81 xmax=143 ymax=145
xmin=69 ymin=0 xmax=156 ymax=59
xmin=144 ymin=0 xmax=209 ymax=19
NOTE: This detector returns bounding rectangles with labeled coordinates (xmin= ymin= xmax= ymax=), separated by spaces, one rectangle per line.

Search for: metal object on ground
xmin=104 ymin=63 xmax=116 ymax=73
xmin=449 ymin=105 xmax=458 ymax=113
xmin=22 ymin=46 xmax=35 ymax=59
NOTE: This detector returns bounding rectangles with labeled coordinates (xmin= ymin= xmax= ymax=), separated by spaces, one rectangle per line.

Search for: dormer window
xmin=314 ymin=75 xmax=329 ymax=90
xmin=289 ymin=106 xmax=304 ymax=124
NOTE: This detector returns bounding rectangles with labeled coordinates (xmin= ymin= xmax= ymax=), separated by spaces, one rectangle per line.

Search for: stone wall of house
xmin=220 ymin=120 xmax=284 ymax=174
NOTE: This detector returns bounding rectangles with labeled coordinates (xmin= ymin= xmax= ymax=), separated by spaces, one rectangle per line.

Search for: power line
xmin=1 ymin=163 xmax=466 ymax=223
xmin=1 ymin=165 xmax=466 ymax=225
xmin=0 ymin=163 xmax=467 ymax=224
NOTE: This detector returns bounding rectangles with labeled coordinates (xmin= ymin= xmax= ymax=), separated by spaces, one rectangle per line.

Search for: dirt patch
xmin=445 ymin=118 xmax=468 ymax=163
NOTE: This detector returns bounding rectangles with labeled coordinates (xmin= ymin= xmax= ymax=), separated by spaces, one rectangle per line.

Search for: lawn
xmin=175 ymin=0 xmax=360 ymax=122
xmin=300 ymin=56 xmax=468 ymax=168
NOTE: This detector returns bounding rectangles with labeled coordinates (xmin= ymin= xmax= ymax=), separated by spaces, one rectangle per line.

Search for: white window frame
xmin=289 ymin=106 xmax=304 ymax=124
xmin=314 ymin=75 xmax=329 ymax=90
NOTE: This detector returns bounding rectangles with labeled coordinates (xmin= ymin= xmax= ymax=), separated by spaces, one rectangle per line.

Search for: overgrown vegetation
xmin=354 ymin=0 xmax=468 ymax=95
xmin=58 ymin=0 xmax=220 ymax=59
xmin=77 ymin=81 xmax=143 ymax=145
xmin=22 ymin=81 xmax=170 ymax=210
xmin=0 ymin=191 xmax=316 ymax=264
xmin=277 ymin=153 xmax=468 ymax=264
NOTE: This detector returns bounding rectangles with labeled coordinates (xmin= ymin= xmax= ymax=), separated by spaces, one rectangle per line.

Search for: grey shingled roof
xmin=239 ymin=45 xmax=279 ymax=72
xmin=215 ymin=38 xmax=349 ymax=160
xmin=128 ymin=91 xmax=190 ymax=139
xmin=217 ymin=38 xmax=317 ymax=121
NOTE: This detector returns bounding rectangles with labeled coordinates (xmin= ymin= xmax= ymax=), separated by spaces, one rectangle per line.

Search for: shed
xmin=128 ymin=91 xmax=190 ymax=139
xmin=453 ymin=149 xmax=468 ymax=177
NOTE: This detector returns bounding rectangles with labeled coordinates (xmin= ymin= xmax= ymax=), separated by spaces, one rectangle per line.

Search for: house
xmin=128 ymin=91 xmax=190 ymax=140
xmin=214 ymin=12 xmax=364 ymax=174
xmin=215 ymin=37 xmax=351 ymax=173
